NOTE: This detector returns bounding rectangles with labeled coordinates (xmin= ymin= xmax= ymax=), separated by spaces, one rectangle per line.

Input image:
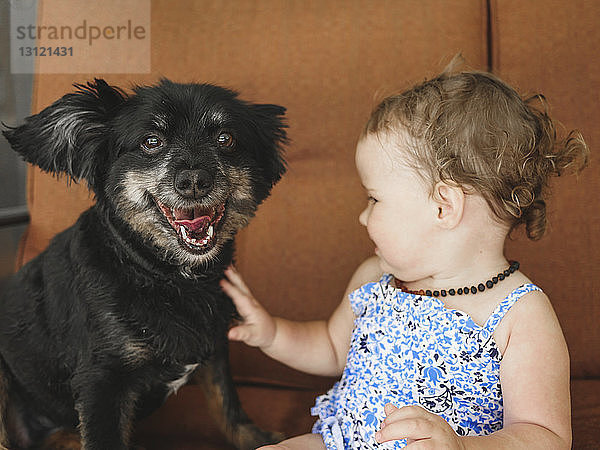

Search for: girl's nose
xmin=359 ymin=206 xmax=369 ymax=227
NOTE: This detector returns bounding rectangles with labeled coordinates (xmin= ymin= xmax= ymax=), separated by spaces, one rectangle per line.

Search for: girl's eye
xmin=368 ymin=196 xmax=378 ymax=204
xmin=141 ymin=135 xmax=163 ymax=153
xmin=217 ymin=132 xmax=235 ymax=149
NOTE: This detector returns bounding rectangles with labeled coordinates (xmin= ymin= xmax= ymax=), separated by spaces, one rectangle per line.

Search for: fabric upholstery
xmin=491 ymin=0 xmax=600 ymax=381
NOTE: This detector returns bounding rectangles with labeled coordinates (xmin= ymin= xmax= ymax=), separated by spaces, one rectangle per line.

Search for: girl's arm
xmin=376 ymin=289 xmax=572 ymax=449
xmin=481 ymin=289 xmax=572 ymax=448
xmin=221 ymin=256 xmax=383 ymax=377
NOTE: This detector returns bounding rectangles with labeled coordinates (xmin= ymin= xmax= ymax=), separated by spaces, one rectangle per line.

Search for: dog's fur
xmin=0 ymin=79 xmax=287 ymax=449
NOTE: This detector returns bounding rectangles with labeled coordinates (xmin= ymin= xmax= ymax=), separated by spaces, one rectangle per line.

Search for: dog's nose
xmin=174 ymin=169 xmax=213 ymax=199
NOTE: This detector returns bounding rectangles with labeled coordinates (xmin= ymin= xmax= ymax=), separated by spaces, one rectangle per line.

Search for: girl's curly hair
xmin=363 ymin=62 xmax=589 ymax=240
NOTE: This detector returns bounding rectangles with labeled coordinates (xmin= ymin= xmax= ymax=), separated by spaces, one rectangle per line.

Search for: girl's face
xmin=356 ymin=131 xmax=438 ymax=280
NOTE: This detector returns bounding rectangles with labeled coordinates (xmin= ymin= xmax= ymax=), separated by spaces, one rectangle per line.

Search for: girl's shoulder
xmin=345 ymin=255 xmax=385 ymax=294
xmin=492 ymin=271 xmax=560 ymax=354
xmin=343 ymin=256 xmax=386 ymax=316
xmin=500 ymin=271 xmax=551 ymax=318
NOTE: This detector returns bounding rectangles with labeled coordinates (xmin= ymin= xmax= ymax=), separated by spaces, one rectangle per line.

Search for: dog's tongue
xmin=174 ymin=215 xmax=211 ymax=232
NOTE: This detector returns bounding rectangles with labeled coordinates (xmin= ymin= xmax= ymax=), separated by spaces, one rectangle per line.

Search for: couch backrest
xmin=16 ymin=0 xmax=598 ymax=385
xmin=491 ymin=0 xmax=600 ymax=379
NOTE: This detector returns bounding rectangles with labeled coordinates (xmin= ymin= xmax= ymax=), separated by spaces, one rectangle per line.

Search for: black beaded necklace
xmin=394 ymin=261 xmax=520 ymax=298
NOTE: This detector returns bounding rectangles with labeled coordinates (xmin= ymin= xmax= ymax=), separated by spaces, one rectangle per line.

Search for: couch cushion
xmin=134 ymin=383 xmax=322 ymax=449
xmin=491 ymin=0 xmax=600 ymax=379
xmin=571 ymin=379 xmax=600 ymax=449
xmin=132 ymin=378 xmax=600 ymax=449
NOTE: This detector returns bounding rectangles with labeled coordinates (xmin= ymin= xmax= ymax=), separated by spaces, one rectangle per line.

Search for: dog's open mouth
xmin=154 ymin=199 xmax=225 ymax=251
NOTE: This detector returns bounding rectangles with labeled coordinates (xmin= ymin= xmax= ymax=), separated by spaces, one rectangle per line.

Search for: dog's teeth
xmin=177 ymin=221 xmax=215 ymax=249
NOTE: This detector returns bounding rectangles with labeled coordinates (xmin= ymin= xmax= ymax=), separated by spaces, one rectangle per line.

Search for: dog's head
xmin=3 ymin=79 xmax=287 ymax=267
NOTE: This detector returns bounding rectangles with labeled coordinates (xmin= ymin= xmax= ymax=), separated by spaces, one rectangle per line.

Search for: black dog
xmin=0 ymin=79 xmax=287 ymax=449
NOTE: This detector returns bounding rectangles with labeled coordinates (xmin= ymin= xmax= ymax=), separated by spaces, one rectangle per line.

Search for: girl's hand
xmin=375 ymin=404 xmax=465 ymax=449
xmin=220 ymin=266 xmax=277 ymax=350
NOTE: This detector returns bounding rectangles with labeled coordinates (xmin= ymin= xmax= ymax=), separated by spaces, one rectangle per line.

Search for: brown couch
xmin=13 ymin=1 xmax=599 ymax=448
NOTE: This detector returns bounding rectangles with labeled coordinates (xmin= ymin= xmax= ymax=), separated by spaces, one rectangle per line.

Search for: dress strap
xmin=483 ymin=283 xmax=542 ymax=333
xmin=348 ymin=274 xmax=391 ymax=317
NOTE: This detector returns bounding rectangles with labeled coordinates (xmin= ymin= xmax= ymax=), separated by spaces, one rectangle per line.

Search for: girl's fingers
xmin=376 ymin=405 xmax=435 ymax=443
xmin=221 ymin=266 xmax=275 ymax=348
xmin=220 ymin=277 xmax=257 ymax=318
xmin=224 ymin=265 xmax=251 ymax=296
xmin=228 ymin=317 xmax=273 ymax=348
xmin=227 ymin=324 xmax=247 ymax=341
xmin=376 ymin=418 xmax=434 ymax=444
xmin=385 ymin=403 xmax=400 ymax=415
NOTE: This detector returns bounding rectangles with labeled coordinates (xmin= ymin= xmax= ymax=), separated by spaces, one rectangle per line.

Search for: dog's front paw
xmin=233 ymin=424 xmax=285 ymax=450
xmin=40 ymin=429 xmax=81 ymax=450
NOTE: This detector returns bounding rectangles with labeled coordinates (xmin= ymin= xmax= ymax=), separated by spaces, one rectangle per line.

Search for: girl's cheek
xmin=366 ymin=223 xmax=380 ymax=248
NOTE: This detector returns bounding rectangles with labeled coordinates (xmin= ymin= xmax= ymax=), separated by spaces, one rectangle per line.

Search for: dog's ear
xmin=248 ymin=103 xmax=288 ymax=187
xmin=2 ymin=79 xmax=126 ymax=189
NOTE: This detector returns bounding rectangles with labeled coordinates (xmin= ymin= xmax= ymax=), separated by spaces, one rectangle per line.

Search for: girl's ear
xmin=433 ymin=181 xmax=465 ymax=229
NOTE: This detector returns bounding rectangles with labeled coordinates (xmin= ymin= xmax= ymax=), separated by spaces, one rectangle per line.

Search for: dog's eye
xmin=216 ymin=132 xmax=234 ymax=149
xmin=141 ymin=135 xmax=164 ymax=153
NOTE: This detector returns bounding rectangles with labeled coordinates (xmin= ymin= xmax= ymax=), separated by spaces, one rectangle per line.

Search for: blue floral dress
xmin=311 ymin=274 xmax=541 ymax=449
